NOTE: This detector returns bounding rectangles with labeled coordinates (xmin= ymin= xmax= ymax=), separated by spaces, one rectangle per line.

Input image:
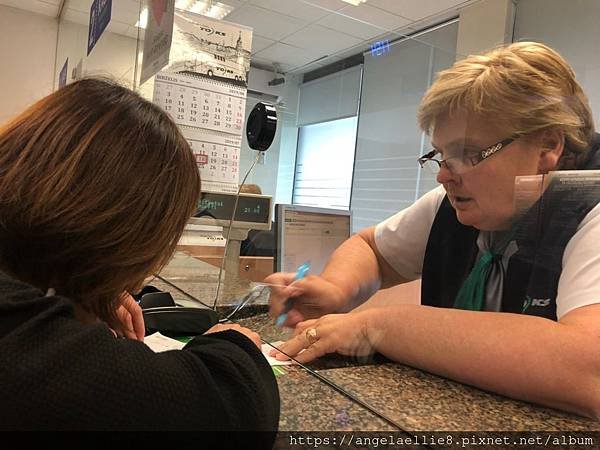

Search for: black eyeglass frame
xmin=417 ymin=136 xmax=517 ymax=173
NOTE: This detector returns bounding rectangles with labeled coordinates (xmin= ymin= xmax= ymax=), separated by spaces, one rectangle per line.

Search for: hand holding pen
xmin=275 ymin=262 xmax=311 ymax=327
xmin=265 ymin=263 xmax=348 ymax=328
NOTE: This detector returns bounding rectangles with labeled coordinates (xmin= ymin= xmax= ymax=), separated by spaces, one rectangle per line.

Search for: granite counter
xmin=152 ymin=252 xmax=600 ymax=433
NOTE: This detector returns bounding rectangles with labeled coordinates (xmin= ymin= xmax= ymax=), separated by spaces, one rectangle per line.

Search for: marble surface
xmin=237 ymin=313 xmax=600 ymax=432
xmin=272 ymin=364 xmax=396 ymax=432
xmin=153 ymin=252 xmax=600 ymax=432
xmin=318 ymin=364 xmax=600 ymax=431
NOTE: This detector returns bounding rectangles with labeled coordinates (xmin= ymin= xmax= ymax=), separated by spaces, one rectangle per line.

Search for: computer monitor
xmin=274 ymin=204 xmax=352 ymax=275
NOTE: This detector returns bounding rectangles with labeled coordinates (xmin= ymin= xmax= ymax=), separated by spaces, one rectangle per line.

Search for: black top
xmin=0 ymin=271 xmax=279 ymax=440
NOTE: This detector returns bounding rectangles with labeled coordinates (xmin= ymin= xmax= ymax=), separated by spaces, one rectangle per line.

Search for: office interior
xmin=1 ymin=0 xmax=600 ymax=433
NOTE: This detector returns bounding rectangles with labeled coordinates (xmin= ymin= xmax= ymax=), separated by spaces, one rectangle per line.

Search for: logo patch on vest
xmin=522 ymin=295 xmax=551 ymax=312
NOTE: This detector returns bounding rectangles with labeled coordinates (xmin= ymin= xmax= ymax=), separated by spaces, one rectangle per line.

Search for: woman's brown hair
xmin=0 ymin=78 xmax=200 ymax=322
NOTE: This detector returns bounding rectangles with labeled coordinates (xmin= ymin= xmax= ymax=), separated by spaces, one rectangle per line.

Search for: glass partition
xmin=248 ymin=0 xmax=600 ymax=431
xmin=52 ymin=0 xmax=600 ymax=431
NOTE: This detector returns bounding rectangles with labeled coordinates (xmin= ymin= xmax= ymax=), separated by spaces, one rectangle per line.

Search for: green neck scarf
xmin=453 ymin=250 xmax=500 ymax=311
xmin=453 ymin=232 xmax=513 ymax=311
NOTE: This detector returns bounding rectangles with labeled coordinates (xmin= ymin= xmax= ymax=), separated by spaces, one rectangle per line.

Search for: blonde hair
xmin=418 ymin=41 xmax=595 ymax=169
xmin=239 ymin=184 xmax=262 ymax=195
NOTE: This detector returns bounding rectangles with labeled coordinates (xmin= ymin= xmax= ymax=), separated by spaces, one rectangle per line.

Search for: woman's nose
xmin=436 ymin=163 xmax=456 ymax=184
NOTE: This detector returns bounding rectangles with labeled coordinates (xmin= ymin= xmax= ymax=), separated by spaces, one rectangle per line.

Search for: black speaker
xmin=246 ymin=102 xmax=277 ymax=151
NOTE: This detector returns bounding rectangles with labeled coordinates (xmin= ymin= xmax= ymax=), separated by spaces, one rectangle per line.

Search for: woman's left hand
xmin=269 ymin=312 xmax=375 ymax=364
xmin=109 ymin=292 xmax=145 ymax=341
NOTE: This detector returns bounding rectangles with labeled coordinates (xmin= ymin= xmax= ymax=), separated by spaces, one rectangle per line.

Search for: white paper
xmin=144 ymin=332 xmax=186 ymax=353
xmin=145 ymin=333 xmax=296 ymax=366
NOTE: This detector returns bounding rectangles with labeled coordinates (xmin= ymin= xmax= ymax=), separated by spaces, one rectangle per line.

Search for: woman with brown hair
xmin=0 ymin=78 xmax=279 ymax=438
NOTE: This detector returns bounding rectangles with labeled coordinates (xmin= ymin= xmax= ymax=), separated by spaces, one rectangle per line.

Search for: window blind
xmin=350 ymin=21 xmax=459 ymax=231
xmin=297 ymin=65 xmax=362 ymax=127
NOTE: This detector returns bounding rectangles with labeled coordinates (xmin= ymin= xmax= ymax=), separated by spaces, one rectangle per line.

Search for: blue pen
xmin=276 ymin=262 xmax=310 ymax=327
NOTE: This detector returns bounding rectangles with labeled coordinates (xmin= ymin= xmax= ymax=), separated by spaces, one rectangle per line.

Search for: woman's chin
xmin=455 ymin=211 xmax=479 ymax=228
xmin=456 ymin=212 xmax=511 ymax=231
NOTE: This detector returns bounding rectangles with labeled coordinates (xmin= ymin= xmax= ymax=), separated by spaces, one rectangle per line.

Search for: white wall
xmin=55 ymin=20 xmax=138 ymax=90
xmin=247 ymin=66 xmax=285 ymax=99
xmin=0 ymin=5 xmax=57 ymax=124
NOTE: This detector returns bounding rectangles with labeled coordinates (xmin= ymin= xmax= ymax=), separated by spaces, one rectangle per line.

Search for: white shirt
xmin=374 ymin=185 xmax=600 ymax=320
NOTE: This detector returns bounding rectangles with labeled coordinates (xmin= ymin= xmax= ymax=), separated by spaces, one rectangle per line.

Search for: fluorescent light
xmin=176 ymin=0 xmax=235 ymax=19
xmin=341 ymin=0 xmax=367 ymax=5
xmin=136 ymin=1 xmax=235 ymax=28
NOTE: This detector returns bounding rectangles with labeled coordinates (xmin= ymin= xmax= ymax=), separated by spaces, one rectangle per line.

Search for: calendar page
xmin=184 ymin=127 xmax=241 ymax=193
xmin=153 ymin=71 xmax=245 ymax=193
xmin=153 ymin=72 xmax=246 ymax=134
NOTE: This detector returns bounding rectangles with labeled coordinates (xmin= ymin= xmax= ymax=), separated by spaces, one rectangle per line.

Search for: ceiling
xmin=0 ymin=0 xmax=478 ymax=74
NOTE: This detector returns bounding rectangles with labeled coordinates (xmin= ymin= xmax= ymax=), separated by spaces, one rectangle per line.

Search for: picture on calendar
xmin=167 ymin=9 xmax=252 ymax=87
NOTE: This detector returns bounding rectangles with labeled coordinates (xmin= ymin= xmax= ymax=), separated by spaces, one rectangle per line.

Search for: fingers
xmin=122 ymin=293 xmax=145 ymax=341
xmin=269 ymin=284 xmax=308 ymax=320
xmin=282 ymin=309 xmax=305 ymax=328
xmin=122 ymin=312 xmax=136 ymax=340
xmin=266 ymin=272 xmax=301 ymax=318
xmin=293 ymin=319 xmax=317 ymax=336
xmin=111 ymin=305 xmax=134 ymax=340
xmin=132 ymin=309 xmax=145 ymax=341
xmin=269 ymin=319 xmax=316 ymax=357
xmin=268 ymin=314 xmax=369 ymax=364
xmin=205 ymin=323 xmax=262 ymax=349
xmin=271 ymin=332 xmax=330 ymax=364
xmin=264 ymin=272 xmax=297 ymax=286
xmin=270 ymin=320 xmax=331 ymax=364
xmin=116 ymin=292 xmax=145 ymax=341
xmin=294 ymin=340 xmax=330 ymax=364
xmin=205 ymin=323 xmax=226 ymax=334
xmin=272 ymin=331 xmax=309 ymax=361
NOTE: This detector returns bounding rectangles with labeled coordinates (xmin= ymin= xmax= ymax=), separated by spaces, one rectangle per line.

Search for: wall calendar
xmin=153 ymin=71 xmax=246 ymax=193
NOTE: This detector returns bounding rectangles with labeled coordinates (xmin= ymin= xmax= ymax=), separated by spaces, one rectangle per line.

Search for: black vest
xmin=421 ymin=136 xmax=600 ymax=320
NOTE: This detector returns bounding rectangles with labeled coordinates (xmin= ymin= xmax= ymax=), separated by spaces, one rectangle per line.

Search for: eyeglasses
xmin=417 ymin=136 xmax=517 ymax=175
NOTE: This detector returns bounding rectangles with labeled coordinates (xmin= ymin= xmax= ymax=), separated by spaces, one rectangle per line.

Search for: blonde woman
xmin=267 ymin=42 xmax=600 ymax=418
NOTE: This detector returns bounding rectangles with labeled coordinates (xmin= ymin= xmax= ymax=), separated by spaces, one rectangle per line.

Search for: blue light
xmin=370 ymin=39 xmax=391 ymax=57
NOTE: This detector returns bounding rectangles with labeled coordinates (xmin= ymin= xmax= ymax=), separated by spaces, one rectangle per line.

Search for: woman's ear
xmin=537 ymin=129 xmax=565 ymax=173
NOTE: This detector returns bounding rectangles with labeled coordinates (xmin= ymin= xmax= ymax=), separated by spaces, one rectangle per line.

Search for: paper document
xmin=144 ymin=332 xmax=186 ymax=353
xmin=145 ymin=333 xmax=296 ymax=366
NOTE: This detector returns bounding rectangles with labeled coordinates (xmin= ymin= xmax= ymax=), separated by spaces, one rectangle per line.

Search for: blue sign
xmin=87 ymin=0 xmax=112 ymax=55
xmin=59 ymin=58 xmax=68 ymax=88
xmin=370 ymin=39 xmax=391 ymax=57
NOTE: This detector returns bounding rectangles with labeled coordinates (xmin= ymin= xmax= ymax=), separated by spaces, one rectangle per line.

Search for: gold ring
xmin=305 ymin=327 xmax=318 ymax=346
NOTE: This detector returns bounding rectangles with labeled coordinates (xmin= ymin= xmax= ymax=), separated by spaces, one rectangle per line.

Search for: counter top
xmin=237 ymin=313 xmax=600 ymax=432
xmin=153 ymin=252 xmax=600 ymax=432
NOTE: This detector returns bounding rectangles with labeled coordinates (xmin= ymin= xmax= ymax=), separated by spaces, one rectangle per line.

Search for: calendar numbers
xmin=153 ymin=72 xmax=246 ymax=192
xmin=153 ymin=73 xmax=246 ymax=135
xmin=184 ymin=133 xmax=241 ymax=187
